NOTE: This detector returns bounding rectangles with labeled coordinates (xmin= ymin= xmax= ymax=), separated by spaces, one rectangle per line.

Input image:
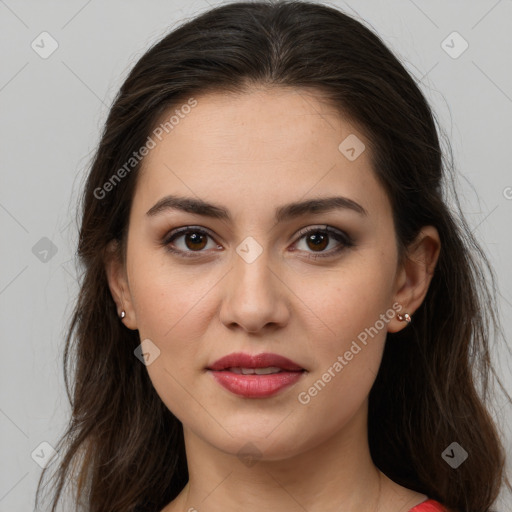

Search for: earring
xmin=397 ymin=312 xmax=411 ymax=323
xmin=120 ymin=310 xmax=126 ymax=319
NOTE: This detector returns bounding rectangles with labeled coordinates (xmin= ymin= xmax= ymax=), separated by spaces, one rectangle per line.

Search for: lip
xmin=207 ymin=352 xmax=305 ymax=398
xmin=208 ymin=352 xmax=304 ymax=371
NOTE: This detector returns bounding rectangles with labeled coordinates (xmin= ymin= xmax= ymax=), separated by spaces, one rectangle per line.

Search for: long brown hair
xmin=35 ymin=1 xmax=510 ymax=511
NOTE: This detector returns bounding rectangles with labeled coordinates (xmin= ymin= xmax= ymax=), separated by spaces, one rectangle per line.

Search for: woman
xmin=35 ymin=1 xmax=510 ymax=511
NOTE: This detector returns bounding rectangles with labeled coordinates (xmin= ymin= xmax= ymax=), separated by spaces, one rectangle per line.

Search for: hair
xmin=36 ymin=1 xmax=510 ymax=511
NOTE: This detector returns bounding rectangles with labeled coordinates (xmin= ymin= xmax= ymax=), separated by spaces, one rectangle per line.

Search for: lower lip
xmin=208 ymin=370 xmax=304 ymax=398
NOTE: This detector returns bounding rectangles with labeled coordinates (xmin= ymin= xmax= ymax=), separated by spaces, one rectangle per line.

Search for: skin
xmin=105 ymin=87 xmax=441 ymax=512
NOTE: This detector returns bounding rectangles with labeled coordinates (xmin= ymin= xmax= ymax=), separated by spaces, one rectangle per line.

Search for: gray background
xmin=1 ymin=0 xmax=511 ymax=510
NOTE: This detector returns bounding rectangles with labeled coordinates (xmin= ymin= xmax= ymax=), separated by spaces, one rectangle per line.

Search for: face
xmin=107 ymin=87 xmax=421 ymax=461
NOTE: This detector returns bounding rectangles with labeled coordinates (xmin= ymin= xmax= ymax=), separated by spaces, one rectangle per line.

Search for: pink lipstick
xmin=207 ymin=352 xmax=305 ymax=398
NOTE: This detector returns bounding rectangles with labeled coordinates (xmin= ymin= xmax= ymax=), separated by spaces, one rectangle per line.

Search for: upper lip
xmin=207 ymin=352 xmax=304 ymax=371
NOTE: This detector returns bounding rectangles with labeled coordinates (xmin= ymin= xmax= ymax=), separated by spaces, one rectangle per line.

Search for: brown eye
xmin=183 ymin=231 xmax=208 ymax=251
xmin=294 ymin=226 xmax=354 ymax=259
xmin=163 ymin=227 xmax=220 ymax=258
xmin=304 ymin=232 xmax=329 ymax=252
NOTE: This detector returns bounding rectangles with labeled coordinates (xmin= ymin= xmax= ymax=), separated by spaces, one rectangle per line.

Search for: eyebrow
xmin=145 ymin=194 xmax=368 ymax=222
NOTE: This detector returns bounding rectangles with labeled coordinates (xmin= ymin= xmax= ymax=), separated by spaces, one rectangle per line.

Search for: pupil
xmin=186 ymin=232 xmax=206 ymax=250
xmin=309 ymin=233 xmax=327 ymax=251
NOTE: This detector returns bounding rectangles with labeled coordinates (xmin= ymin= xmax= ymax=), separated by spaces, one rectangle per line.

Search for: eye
xmin=161 ymin=224 xmax=354 ymax=259
xmin=293 ymin=225 xmax=354 ymax=259
xmin=162 ymin=226 xmax=222 ymax=258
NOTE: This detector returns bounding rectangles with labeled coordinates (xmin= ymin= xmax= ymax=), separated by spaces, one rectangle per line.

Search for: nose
xmin=219 ymin=244 xmax=290 ymax=334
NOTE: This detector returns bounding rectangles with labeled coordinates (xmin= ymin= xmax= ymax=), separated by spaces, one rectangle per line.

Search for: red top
xmin=408 ymin=499 xmax=446 ymax=511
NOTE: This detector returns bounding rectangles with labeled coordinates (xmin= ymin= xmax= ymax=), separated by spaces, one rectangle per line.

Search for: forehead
xmin=133 ymin=87 xmax=390 ymax=221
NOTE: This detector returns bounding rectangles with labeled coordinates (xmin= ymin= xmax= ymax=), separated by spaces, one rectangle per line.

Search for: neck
xmin=167 ymin=404 xmax=389 ymax=512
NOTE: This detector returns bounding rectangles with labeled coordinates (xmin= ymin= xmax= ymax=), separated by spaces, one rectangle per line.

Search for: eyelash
xmin=161 ymin=225 xmax=354 ymax=260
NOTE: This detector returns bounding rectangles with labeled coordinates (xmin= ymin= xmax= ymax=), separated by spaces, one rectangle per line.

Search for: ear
xmin=104 ymin=239 xmax=138 ymax=330
xmin=388 ymin=226 xmax=441 ymax=333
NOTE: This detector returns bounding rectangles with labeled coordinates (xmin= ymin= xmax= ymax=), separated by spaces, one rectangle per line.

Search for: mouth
xmin=207 ymin=352 xmax=306 ymax=398
xmin=224 ymin=366 xmax=290 ymax=375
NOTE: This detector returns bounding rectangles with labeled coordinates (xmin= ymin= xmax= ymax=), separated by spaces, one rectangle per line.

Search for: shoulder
xmin=407 ymin=499 xmax=448 ymax=512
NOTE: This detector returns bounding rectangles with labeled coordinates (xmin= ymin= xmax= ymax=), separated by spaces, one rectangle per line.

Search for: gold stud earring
xmin=397 ymin=312 xmax=411 ymax=323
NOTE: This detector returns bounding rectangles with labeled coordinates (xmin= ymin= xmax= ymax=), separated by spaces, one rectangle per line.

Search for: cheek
xmin=128 ymin=247 xmax=218 ymax=342
xmin=290 ymin=255 xmax=395 ymax=400
xmin=129 ymin=262 xmax=215 ymax=419
xmin=295 ymin=258 xmax=395 ymax=346
xmin=292 ymin=276 xmax=390 ymax=439
xmin=128 ymin=257 xmax=222 ymax=412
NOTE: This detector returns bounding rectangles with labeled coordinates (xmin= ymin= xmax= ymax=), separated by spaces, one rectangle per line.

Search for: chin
xmin=192 ymin=421 xmax=320 ymax=463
